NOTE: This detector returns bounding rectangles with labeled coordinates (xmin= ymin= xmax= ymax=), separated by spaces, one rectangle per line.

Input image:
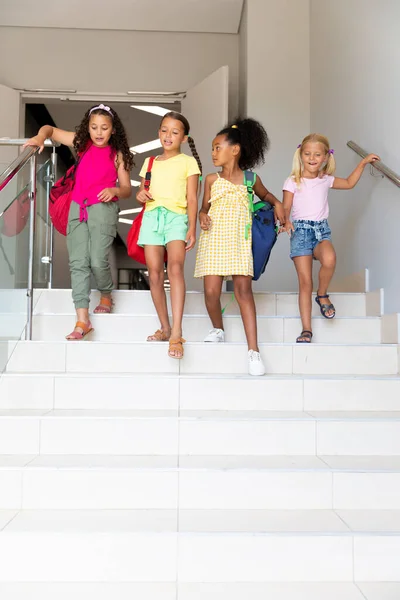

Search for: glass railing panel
xmin=0 ymin=159 xmax=33 ymax=346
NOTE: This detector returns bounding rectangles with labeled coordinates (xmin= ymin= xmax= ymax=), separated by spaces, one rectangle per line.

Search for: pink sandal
xmin=66 ymin=321 xmax=94 ymax=341
xmin=94 ymin=296 xmax=113 ymax=314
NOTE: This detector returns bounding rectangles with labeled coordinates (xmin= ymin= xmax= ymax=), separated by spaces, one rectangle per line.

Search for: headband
xmin=89 ymin=103 xmax=113 ymax=117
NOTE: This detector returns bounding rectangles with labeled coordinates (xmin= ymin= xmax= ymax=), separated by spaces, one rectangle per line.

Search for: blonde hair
xmin=291 ymin=133 xmax=336 ymax=186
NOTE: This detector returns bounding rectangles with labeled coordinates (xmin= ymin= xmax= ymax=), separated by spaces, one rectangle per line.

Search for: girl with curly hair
xmin=194 ymin=118 xmax=285 ymax=376
xmin=24 ymin=104 xmax=134 ymax=339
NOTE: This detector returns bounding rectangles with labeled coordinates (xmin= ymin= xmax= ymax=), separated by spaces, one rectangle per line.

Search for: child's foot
xmin=94 ymin=295 xmax=113 ymax=314
xmin=204 ymin=328 xmax=225 ymax=343
xmin=147 ymin=328 xmax=171 ymax=342
xmin=65 ymin=321 xmax=94 ymax=341
xmin=248 ymin=350 xmax=266 ymax=376
xmin=315 ymin=293 xmax=336 ymax=319
xmin=296 ymin=330 xmax=313 ymax=343
xmin=168 ymin=337 xmax=186 ymax=359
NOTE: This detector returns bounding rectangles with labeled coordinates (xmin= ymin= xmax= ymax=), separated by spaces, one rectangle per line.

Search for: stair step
xmin=27 ymin=314 xmax=381 ymax=343
xmin=23 ymin=289 xmax=367 ymax=317
xmin=2 ymin=373 xmax=400 ymax=411
xmin=0 ymin=582 xmax=386 ymax=600
xmin=5 ymin=341 xmax=398 ymax=375
xmin=0 ymin=509 xmax=399 ymax=582
xmin=1 ymin=410 xmax=400 ymax=456
xmin=1 ymin=453 xmax=400 ymax=510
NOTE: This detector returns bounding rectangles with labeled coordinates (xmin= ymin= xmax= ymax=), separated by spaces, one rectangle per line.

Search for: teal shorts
xmin=138 ymin=206 xmax=188 ymax=247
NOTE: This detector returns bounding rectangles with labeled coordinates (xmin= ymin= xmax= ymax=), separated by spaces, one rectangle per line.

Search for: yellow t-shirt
xmin=139 ymin=153 xmax=200 ymax=215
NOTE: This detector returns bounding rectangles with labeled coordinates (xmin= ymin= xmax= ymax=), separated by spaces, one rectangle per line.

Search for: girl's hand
xmin=199 ymin=211 xmax=211 ymax=231
xmin=185 ymin=228 xmax=196 ymax=251
xmin=98 ymin=188 xmax=116 ymax=203
xmin=279 ymin=221 xmax=294 ymax=236
xmin=22 ymin=135 xmax=46 ymax=154
xmin=274 ymin=202 xmax=286 ymax=225
xmin=137 ymin=189 xmax=153 ymax=204
xmin=361 ymin=154 xmax=380 ymax=166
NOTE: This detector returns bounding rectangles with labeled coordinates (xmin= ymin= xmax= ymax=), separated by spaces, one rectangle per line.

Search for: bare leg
xmin=232 ymin=275 xmax=258 ymax=351
xmin=166 ymin=240 xmax=187 ymax=357
xmin=204 ymin=275 xmax=224 ymax=330
xmin=293 ymin=255 xmax=314 ymax=339
xmin=145 ymin=245 xmax=171 ymax=340
xmin=313 ymin=241 xmax=337 ymax=317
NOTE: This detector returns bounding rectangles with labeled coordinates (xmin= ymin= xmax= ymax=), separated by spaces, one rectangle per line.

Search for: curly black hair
xmin=217 ymin=117 xmax=270 ymax=171
xmin=160 ymin=111 xmax=203 ymax=177
xmin=73 ymin=105 xmax=135 ymax=171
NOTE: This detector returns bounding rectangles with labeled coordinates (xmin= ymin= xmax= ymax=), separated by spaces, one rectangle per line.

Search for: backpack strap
xmin=144 ymin=156 xmax=156 ymax=191
xmin=244 ymin=170 xmax=256 ymax=240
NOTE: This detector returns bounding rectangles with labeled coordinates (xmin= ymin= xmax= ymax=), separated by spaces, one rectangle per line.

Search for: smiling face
xmin=211 ymin=134 xmax=239 ymax=167
xmin=159 ymin=117 xmax=187 ymax=151
xmin=88 ymin=114 xmax=114 ymax=147
xmin=301 ymin=141 xmax=328 ymax=176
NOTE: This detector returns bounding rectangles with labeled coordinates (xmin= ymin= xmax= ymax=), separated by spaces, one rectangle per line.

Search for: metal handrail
xmin=0 ymin=146 xmax=39 ymax=195
xmin=347 ymin=141 xmax=400 ymax=188
xmin=0 ymin=138 xmax=57 ymax=146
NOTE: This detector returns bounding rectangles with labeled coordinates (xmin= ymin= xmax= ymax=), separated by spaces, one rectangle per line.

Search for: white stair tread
xmin=359 ymin=583 xmax=400 ymax=600
xmin=2 ymin=509 xmax=400 ymax=535
xmin=0 ymin=582 xmax=176 ymax=600
xmin=0 ymin=582 xmax=370 ymax=600
xmin=2 ymin=409 xmax=400 ymax=421
xmin=0 ymin=511 xmax=18 ymax=530
xmin=2 ymin=454 xmax=400 ymax=472
xmin=337 ymin=510 xmax=400 ymax=532
xmin=320 ymin=455 xmax=400 ymax=471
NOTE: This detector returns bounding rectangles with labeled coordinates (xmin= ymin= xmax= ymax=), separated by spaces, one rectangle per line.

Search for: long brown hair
xmin=73 ymin=105 xmax=135 ymax=171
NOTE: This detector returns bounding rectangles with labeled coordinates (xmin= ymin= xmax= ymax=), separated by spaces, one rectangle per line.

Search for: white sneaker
xmin=248 ymin=350 xmax=266 ymax=376
xmin=204 ymin=328 xmax=225 ymax=343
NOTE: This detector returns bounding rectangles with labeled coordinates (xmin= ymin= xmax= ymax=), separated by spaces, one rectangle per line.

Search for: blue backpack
xmin=244 ymin=170 xmax=277 ymax=281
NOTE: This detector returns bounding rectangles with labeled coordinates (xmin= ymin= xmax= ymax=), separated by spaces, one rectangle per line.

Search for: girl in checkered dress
xmin=194 ymin=118 xmax=285 ymax=376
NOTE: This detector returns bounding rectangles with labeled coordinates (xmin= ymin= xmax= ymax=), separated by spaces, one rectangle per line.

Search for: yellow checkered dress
xmin=194 ymin=174 xmax=253 ymax=278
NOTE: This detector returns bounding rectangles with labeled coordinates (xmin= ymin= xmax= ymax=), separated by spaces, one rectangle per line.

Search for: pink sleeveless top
xmin=73 ymin=144 xmax=118 ymax=222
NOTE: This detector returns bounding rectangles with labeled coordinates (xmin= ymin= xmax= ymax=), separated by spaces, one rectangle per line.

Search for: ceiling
xmin=0 ymin=0 xmax=244 ymax=34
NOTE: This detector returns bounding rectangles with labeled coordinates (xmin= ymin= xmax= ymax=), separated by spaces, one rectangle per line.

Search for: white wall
xmin=0 ymin=27 xmax=239 ymax=121
xmin=310 ymin=0 xmax=400 ymax=313
xmin=239 ymin=0 xmax=311 ymax=291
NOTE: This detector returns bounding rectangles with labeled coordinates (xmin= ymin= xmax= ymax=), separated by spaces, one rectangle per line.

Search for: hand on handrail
xmin=22 ymin=135 xmax=46 ymax=154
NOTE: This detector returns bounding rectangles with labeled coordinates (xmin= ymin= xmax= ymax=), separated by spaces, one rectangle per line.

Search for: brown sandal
xmin=94 ymin=296 xmax=113 ymax=314
xmin=147 ymin=329 xmax=170 ymax=342
xmin=66 ymin=321 xmax=94 ymax=341
xmin=168 ymin=337 xmax=186 ymax=359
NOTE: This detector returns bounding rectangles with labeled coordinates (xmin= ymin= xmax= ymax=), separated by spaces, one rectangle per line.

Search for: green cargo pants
xmin=66 ymin=201 xmax=119 ymax=309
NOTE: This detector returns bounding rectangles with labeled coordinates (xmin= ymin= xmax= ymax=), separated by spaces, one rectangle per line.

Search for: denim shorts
xmin=290 ymin=219 xmax=332 ymax=259
xmin=138 ymin=206 xmax=188 ymax=247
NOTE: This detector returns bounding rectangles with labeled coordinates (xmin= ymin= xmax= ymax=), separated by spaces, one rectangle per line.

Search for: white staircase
xmin=0 ymin=289 xmax=400 ymax=599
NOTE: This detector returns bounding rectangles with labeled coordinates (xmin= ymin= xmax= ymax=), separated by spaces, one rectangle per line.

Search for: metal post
xmin=48 ymin=148 xmax=57 ymax=289
xmin=26 ymin=153 xmax=37 ymax=341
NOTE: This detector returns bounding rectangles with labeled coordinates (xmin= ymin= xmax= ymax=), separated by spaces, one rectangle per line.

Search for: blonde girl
xmin=282 ymin=133 xmax=379 ymax=343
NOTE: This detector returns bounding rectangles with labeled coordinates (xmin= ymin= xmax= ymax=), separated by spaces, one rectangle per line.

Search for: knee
xmin=167 ymin=261 xmax=184 ymax=280
xmin=148 ymin=268 xmax=165 ymax=288
xmin=234 ymin=284 xmax=253 ymax=303
xmin=298 ymin=274 xmax=313 ymax=293
xmin=321 ymin=254 xmax=336 ymax=270
xmin=204 ymin=286 xmax=220 ymax=305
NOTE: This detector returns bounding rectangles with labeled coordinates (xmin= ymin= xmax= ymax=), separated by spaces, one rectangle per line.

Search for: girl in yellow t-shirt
xmin=137 ymin=111 xmax=201 ymax=359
